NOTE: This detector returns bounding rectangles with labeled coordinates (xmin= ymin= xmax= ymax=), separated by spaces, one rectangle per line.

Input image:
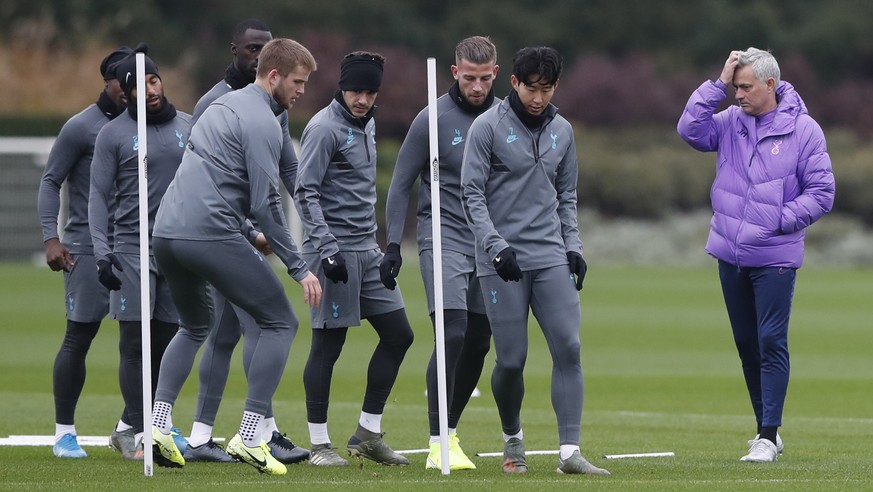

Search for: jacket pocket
xmin=747 ymin=177 xmax=784 ymax=241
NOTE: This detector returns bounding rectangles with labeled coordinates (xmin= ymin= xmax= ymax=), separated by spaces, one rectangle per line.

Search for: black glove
xmin=321 ymin=253 xmax=348 ymax=284
xmin=96 ymin=253 xmax=124 ymax=291
xmin=567 ymin=251 xmax=587 ymax=290
xmin=379 ymin=243 xmax=402 ymax=290
xmin=493 ymin=247 xmax=522 ymax=282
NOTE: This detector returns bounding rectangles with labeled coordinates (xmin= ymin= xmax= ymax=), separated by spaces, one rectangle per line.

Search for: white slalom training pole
xmin=427 ymin=57 xmax=450 ymax=475
xmin=135 ymin=52 xmax=154 ymax=477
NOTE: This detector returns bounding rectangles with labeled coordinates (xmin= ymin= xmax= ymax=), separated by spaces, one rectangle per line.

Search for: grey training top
xmin=89 ymin=108 xmax=192 ymax=261
xmin=385 ymin=92 xmax=500 ymax=256
xmin=38 ymin=103 xmax=114 ymax=253
xmin=461 ymin=98 xmax=583 ymax=276
xmin=153 ymin=83 xmax=308 ymax=280
xmin=295 ymin=98 xmax=379 ymax=257
xmin=193 ymin=80 xmax=298 ymax=194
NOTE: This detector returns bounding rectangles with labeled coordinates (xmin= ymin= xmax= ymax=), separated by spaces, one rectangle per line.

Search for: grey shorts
xmin=419 ymin=249 xmax=485 ymax=315
xmin=305 ymin=248 xmax=405 ymax=328
xmin=63 ymin=253 xmax=110 ymax=323
xmin=110 ymin=252 xmax=178 ymax=323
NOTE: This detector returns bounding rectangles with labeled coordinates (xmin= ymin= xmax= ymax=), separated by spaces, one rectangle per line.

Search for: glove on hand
xmin=493 ymin=247 xmax=522 ymax=282
xmin=96 ymin=253 xmax=124 ymax=291
xmin=567 ymin=251 xmax=587 ymax=290
xmin=379 ymin=243 xmax=402 ymax=290
xmin=321 ymin=253 xmax=349 ymax=284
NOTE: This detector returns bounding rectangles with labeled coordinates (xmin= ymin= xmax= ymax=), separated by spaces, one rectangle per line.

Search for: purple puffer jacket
xmin=677 ymin=79 xmax=835 ymax=268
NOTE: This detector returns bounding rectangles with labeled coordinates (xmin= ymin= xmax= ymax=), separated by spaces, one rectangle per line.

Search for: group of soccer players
xmin=39 ymin=19 xmax=607 ymax=476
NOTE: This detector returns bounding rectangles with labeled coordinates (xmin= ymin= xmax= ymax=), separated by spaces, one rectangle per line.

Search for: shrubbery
xmin=373 ymin=125 xmax=871 ymax=229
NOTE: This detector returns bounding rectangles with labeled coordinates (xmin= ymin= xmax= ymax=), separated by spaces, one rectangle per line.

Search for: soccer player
xmin=461 ymin=46 xmax=609 ymax=475
xmin=296 ymin=51 xmax=414 ymax=467
xmin=38 ymin=46 xmax=132 ymax=459
xmin=88 ymin=43 xmax=191 ymax=459
xmin=382 ymin=36 xmax=498 ymax=471
xmin=148 ymin=38 xmax=320 ymax=476
xmin=678 ymin=48 xmax=835 ymax=462
xmin=184 ymin=18 xmax=308 ymax=465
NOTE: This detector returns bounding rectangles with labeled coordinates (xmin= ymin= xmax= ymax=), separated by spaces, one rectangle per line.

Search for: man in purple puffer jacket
xmin=677 ymin=48 xmax=835 ymax=463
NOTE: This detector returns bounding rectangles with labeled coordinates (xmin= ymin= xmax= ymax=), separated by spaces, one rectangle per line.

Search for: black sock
xmin=759 ymin=426 xmax=778 ymax=445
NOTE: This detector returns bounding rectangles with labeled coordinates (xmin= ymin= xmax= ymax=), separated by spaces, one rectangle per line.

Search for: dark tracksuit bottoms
xmin=718 ymin=260 xmax=794 ymax=429
xmin=426 ymin=310 xmax=491 ymax=436
xmin=153 ymin=236 xmax=298 ymax=417
xmin=480 ymin=265 xmax=584 ymax=446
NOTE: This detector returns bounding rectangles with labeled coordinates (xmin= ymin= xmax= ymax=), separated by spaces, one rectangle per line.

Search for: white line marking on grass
xmin=611 ymin=410 xmax=873 ymax=425
xmin=0 ymin=435 xmax=223 ymax=446
xmin=476 ymin=449 xmax=558 ymax=457
xmin=604 ymin=451 xmax=675 ymax=459
xmin=396 ymin=448 xmax=430 ymax=454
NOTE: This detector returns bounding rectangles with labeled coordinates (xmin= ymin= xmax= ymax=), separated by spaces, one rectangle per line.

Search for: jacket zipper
xmin=523 ymin=114 xmax=556 ymax=164
xmin=363 ymin=128 xmax=371 ymax=162
xmin=735 ymin=128 xmax=757 ymax=267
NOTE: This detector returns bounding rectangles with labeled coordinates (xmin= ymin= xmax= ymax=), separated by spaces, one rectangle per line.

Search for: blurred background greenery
xmin=2 ymin=0 xmax=871 ymax=263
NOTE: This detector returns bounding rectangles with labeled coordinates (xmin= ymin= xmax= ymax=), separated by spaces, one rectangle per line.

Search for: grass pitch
xmin=0 ymin=261 xmax=871 ymax=491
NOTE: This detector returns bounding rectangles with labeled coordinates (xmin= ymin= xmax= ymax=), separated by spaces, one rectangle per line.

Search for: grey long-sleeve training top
xmin=295 ymin=98 xmax=379 ymax=258
xmin=153 ymin=83 xmax=308 ymax=280
xmin=38 ymin=103 xmax=114 ymax=253
xmin=461 ymin=98 xmax=583 ymax=276
xmin=89 ymin=107 xmax=192 ymax=261
xmin=193 ymin=80 xmax=299 ymax=194
xmin=384 ymin=92 xmax=500 ymax=257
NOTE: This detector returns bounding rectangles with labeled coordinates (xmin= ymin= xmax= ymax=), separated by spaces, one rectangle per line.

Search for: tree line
xmin=4 ymin=0 xmax=873 ymax=136
xmin=3 ymin=0 xmax=871 ymax=225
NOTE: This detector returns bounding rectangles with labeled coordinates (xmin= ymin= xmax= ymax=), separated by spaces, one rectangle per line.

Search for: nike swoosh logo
xmin=241 ymin=448 xmax=267 ymax=468
xmin=506 ymin=135 xmax=518 ymax=143
xmin=327 ymin=257 xmax=335 ymax=265
xmin=494 ymin=256 xmax=502 ymax=263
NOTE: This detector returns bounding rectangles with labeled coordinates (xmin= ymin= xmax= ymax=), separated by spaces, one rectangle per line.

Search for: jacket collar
xmin=739 ymin=81 xmax=806 ymax=138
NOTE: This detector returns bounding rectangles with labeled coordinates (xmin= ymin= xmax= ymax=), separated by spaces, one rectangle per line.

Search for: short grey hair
xmin=738 ymin=47 xmax=780 ymax=87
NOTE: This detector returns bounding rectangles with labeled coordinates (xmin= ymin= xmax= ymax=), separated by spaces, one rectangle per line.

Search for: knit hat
xmin=338 ymin=53 xmax=384 ymax=92
xmin=114 ymin=42 xmax=160 ymax=97
xmin=100 ymin=46 xmax=133 ymax=80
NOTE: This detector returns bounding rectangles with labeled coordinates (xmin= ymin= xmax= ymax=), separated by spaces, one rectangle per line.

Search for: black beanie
xmin=100 ymin=46 xmax=133 ymax=80
xmin=338 ymin=53 xmax=384 ymax=92
xmin=114 ymin=42 xmax=160 ymax=97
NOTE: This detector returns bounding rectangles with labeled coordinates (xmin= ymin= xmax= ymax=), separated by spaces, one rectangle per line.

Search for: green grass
xmin=1 ymin=261 xmax=871 ymax=491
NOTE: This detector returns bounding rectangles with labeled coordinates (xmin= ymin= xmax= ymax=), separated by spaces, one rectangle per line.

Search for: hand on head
xmin=719 ymin=50 xmax=741 ymax=86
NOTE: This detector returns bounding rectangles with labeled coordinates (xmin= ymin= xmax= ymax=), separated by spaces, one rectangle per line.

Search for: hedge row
xmin=375 ymin=125 xmax=872 ymax=227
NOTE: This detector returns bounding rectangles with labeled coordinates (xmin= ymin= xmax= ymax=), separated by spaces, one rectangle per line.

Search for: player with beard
xmin=382 ymin=36 xmax=499 ymax=471
xmin=88 ymin=43 xmax=192 ymax=459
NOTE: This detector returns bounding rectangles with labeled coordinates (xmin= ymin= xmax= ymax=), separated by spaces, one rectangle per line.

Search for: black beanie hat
xmin=114 ymin=42 xmax=160 ymax=97
xmin=100 ymin=46 xmax=133 ymax=80
xmin=338 ymin=53 xmax=384 ymax=92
